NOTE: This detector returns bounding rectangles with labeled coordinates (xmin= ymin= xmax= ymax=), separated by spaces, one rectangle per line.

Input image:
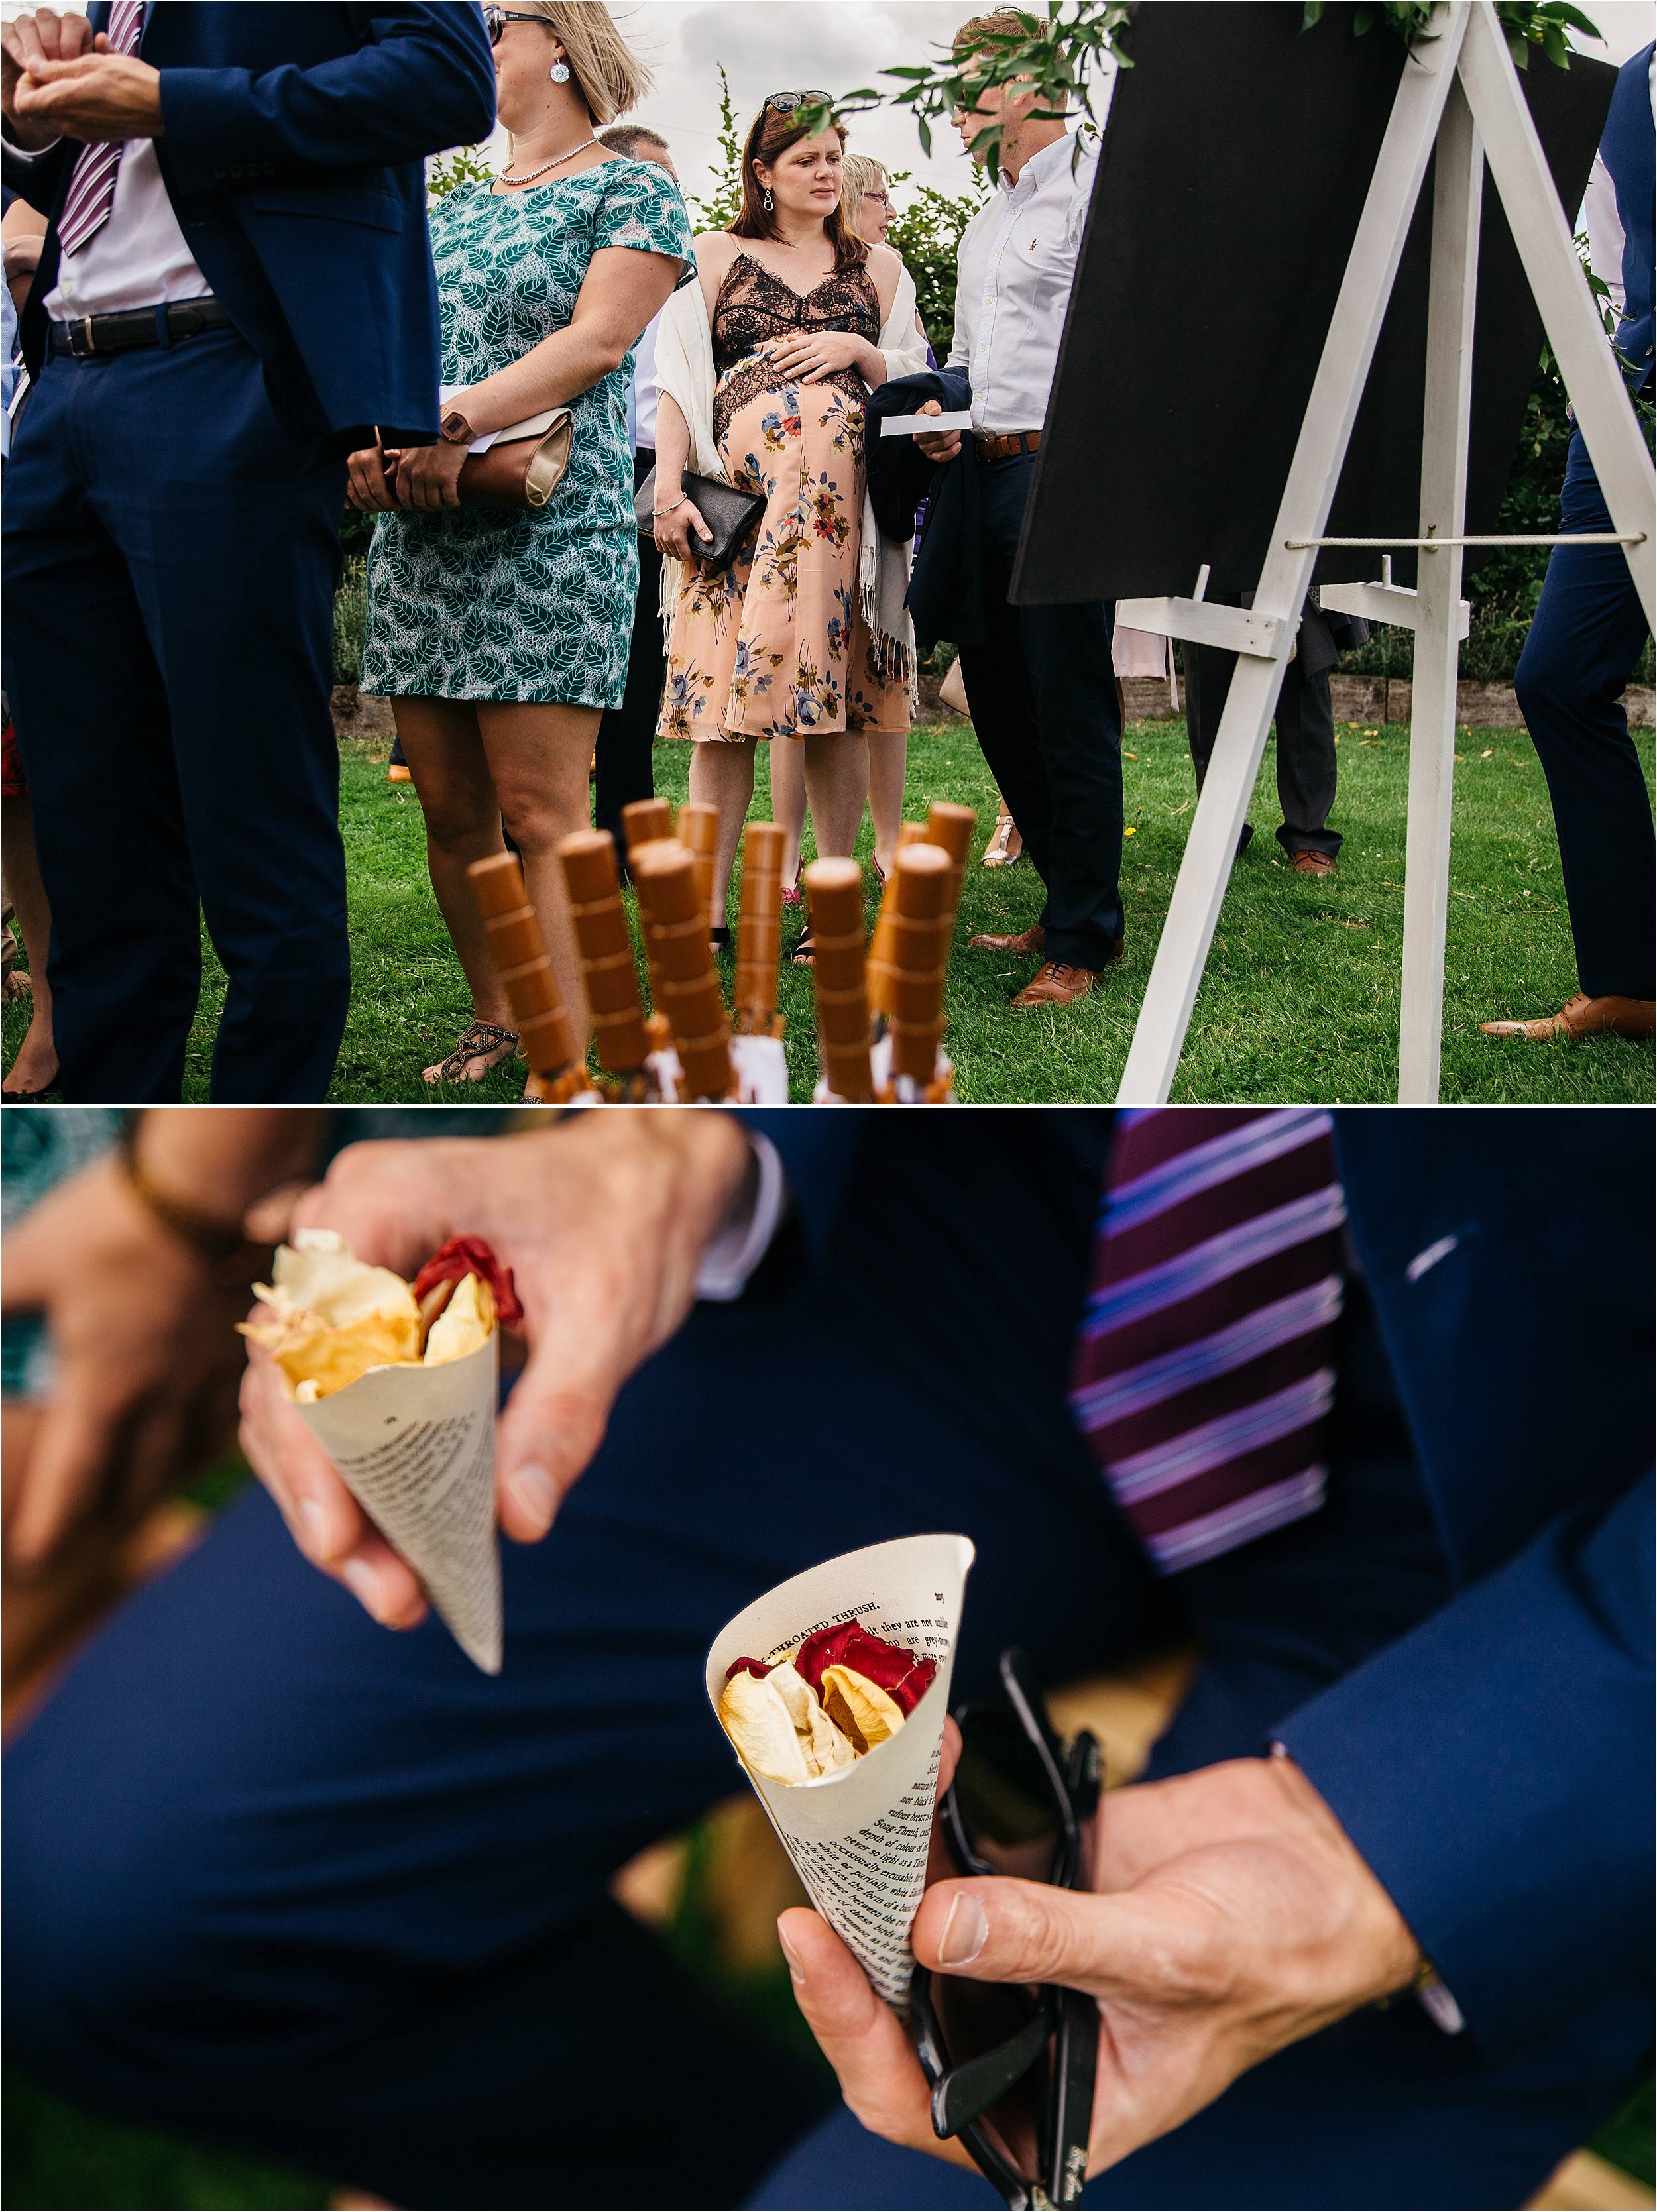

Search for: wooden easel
xmin=1115 ymin=0 xmax=1654 ymax=1103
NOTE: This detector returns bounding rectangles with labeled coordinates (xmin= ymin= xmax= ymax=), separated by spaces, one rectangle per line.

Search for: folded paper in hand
xmin=880 ymin=411 xmax=973 ymax=437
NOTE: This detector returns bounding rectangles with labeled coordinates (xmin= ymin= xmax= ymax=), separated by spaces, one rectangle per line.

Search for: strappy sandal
xmin=791 ymin=927 xmax=816 ymax=967
xmin=422 ymin=1019 xmax=519 ymax=1087
xmin=710 ymin=924 xmax=733 ymax=952
xmin=981 ymin=810 xmax=1023 ymax=868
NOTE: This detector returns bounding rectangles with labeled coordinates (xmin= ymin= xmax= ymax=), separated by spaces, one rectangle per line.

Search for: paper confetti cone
xmin=294 ymin=1330 xmax=502 ymax=1674
xmin=706 ymin=1533 xmax=975 ymax=2006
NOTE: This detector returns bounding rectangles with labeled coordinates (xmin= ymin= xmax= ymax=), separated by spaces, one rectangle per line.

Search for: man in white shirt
xmin=909 ymin=12 xmax=1125 ymax=1010
xmin=593 ymin=121 xmax=674 ymax=867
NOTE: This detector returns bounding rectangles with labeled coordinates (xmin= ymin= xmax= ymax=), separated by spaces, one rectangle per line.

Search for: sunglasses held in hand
xmin=911 ymin=1650 xmax=1103 ymax=2211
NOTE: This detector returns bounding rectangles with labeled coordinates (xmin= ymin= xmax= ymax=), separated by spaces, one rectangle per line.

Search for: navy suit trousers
xmin=1515 ymin=421 xmax=1655 ymax=1001
xmin=5 ymin=1231 xmax=1642 ymax=2210
xmin=954 ymin=450 xmax=1125 ymax=968
xmin=3 ymin=327 xmax=351 ymax=1101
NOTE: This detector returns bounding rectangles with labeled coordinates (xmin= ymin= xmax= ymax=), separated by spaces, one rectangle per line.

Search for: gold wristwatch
xmin=439 ymin=406 xmax=475 ymax=446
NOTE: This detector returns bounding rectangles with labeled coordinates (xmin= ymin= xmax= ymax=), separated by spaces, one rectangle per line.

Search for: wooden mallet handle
xmin=466 ymin=852 xmax=578 ymax=1079
xmin=621 ymin=797 xmax=672 ymax=858
xmin=630 ymin=838 xmax=734 ymax=1101
xmin=557 ymin=828 xmax=650 ymax=1073
xmin=736 ymin=820 xmax=785 ymax=1032
xmin=867 ymin=819 xmax=929 ymax=1019
xmin=675 ymin=801 xmax=719 ymax=939
xmin=803 ymin=856 xmax=872 ymax=1102
xmin=886 ymin=842 xmax=952 ymax=1086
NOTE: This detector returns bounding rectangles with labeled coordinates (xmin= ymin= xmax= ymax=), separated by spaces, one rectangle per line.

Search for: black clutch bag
xmin=635 ymin=464 xmax=764 ymax=568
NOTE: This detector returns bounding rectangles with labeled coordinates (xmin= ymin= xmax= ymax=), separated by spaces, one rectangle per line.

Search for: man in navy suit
xmin=1482 ymin=40 xmax=1655 ymax=1048
xmin=3 ymin=1107 xmax=1650 ymax=2209
xmin=0 ymin=5 xmax=496 ymax=1102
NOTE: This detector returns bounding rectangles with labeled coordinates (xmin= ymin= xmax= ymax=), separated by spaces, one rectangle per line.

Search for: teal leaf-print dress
xmin=361 ymin=162 xmax=692 ymax=710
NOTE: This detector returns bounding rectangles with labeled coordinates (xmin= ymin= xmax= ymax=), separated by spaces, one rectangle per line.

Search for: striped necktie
xmin=57 ymin=0 xmax=147 ymax=259
xmin=1069 ymin=1107 xmax=1347 ymax=1573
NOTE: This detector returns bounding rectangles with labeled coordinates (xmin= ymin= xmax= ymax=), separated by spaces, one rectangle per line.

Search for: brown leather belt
xmin=973 ymin=429 xmax=1042 ymax=461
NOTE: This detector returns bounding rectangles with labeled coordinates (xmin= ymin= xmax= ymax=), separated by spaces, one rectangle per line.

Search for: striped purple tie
xmin=1070 ymin=1107 xmax=1346 ymax=1573
xmin=56 ymin=0 xmax=147 ymax=258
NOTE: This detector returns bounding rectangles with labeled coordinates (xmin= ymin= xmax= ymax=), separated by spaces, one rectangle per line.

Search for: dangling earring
xmin=762 ymin=188 xmax=773 ymax=212
xmin=549 ymin=57 xmax=571 ymax=82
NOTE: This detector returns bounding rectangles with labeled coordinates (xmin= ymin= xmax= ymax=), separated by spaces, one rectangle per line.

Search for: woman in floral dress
xmin=652 ymin=101 xmax=926 ymax=955
xmin=350 ymin=3 xmax=691 ymax=1084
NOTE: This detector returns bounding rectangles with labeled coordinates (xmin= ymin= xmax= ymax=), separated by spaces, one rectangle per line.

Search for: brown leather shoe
xmin=1291 ymin=850 xmax=1334 ymax=879
xmin=1480 ymin=992 xmax=1656 ymax=1042
xmin=970 ymin=923 xmax=1045 ymax=954
xmin=1011 ymin=956 xmax=1119 ymax=1007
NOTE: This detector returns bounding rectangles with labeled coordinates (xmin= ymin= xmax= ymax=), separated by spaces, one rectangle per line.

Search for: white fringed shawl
xmin=652 ymin=254 xmax=929 ymax=691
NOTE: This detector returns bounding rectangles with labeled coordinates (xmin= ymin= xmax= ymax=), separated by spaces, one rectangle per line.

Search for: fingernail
xmin=339 ymin=1557 xmax=386 ymax=1623
xmin=777 ymin=1922 xmax=805 ymax=1987
xmin=937 ymin=1893 xmax=988 ymax=1967
xmin=505 ymin=1461 xmax=559 ymax=1537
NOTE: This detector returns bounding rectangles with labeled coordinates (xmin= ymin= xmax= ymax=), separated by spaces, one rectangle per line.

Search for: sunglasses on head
xmin=483 ymin=7 xmax=545 ymax=44
xmin=910 ymin=1649 xmax=1103 ymax=2211
xmin=764 ymin=90 xmax=834 ymax=115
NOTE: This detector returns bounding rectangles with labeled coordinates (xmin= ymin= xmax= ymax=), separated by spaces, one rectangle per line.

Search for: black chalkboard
xmin=1013 ymin=1 xmax=1615 ymax=601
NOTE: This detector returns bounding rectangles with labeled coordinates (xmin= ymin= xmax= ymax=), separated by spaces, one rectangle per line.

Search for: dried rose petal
xmin=726 ymin=1656 xmax=774 ymax=1683
xmin=794 ymin=1622 xmax=936 ymax=1716
xmin=413 ymin=1237 xmax=522 ymax=1328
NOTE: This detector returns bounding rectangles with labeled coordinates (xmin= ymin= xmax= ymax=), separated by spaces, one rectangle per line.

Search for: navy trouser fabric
xmin=955 ymin=450 xmax=1125 ymax=968
xmin=1515 ymin=420 xmax=1655 ymax=1001
xmin=1 ymin=329 xmax=351 ymax=1101
xmin=1 ymin=1249 xmax=1638 ymax=2208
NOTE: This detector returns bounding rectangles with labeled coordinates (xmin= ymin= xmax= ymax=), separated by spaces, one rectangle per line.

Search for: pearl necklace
xmin=500 ymin=134 xmax=600 ymax=186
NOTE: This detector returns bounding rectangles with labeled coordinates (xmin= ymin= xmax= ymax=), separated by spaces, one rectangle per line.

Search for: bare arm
xmin=650 ymin=392 xmax=713 ymax=562
xmin=453 ymin=243 xmax=683 ymax=436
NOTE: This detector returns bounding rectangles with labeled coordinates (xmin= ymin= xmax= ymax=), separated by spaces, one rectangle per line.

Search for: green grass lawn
xmin=6 ymin=716 xmax=1651 ymax=1103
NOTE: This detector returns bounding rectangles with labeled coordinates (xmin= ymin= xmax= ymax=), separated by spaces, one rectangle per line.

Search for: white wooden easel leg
xmin=1459 ymin=1 xmax=1655 ymax=626
xmin=1117 ymin=5 xmax=1467 ymax=1103
xmin=1399 ymin=79 xmax=1482 ymax=1103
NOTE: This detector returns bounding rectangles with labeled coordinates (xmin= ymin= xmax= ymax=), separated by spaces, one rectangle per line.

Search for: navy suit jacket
xmin=746 ymin=1109 xmax=1652 ymax=2066
xmin=3 ymin=2 xmax=496 ymax=441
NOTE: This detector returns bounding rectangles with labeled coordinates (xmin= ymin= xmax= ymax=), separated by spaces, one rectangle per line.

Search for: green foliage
xmin=884 ymin=174 xmax=988 ymax=357
xmin=1300 ymin=0 xmax=1600 ymax=66
xmin=687 ymin=64 xmax=744 ymax=234
xmin=332 ymin=553 xmax=368 ymax=686
xmin=426 ymin=143 xmax=494 ymax=201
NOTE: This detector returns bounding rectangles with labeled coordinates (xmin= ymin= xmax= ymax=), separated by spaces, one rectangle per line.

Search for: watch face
xmin=441 ymin=410 xmax=471 ymax=443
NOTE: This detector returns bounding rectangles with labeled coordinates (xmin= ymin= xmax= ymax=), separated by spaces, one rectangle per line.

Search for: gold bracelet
xmin=118 ymin=1125 xmax=251 ymax=1265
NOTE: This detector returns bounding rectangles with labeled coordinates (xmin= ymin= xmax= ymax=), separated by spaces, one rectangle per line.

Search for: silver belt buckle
xmin=71 ymin=316 xmax=97 ymax=357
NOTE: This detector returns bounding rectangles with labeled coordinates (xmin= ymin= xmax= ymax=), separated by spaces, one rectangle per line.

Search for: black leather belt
xmin=49 ymin=297 xmax=231 ymax=359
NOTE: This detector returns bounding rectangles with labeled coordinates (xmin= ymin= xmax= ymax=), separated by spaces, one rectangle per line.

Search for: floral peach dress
xmin=658 ymin=252 xmax=909 ymax=742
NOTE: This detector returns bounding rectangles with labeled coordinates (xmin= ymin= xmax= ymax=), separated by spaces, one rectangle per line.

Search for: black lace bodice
xmin=709 ymin=250 xmax=880 ymax=446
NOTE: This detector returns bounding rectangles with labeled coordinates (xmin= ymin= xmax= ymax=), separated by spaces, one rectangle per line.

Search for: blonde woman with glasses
xmin=351 ymin=2 xmax=693 ymax=1085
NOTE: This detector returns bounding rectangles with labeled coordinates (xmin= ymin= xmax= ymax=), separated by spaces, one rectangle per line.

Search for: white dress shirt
xmin=629 ymin=304 xmax=661 ymax=454
xmin=692 ymin=1133 xmax=785 ymax=1302
xmin=945 ymin=119 xmax=1108 ymax=435
xmin=41 ymin=138 xmax=210 ymax=321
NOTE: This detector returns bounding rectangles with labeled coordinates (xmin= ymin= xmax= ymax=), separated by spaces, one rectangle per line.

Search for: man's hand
xmin=913 ymin=397 xmax=963 ymax=464
xmin=392 ymin=438 xmax=468 ymax=513
xmin=779 ymin=1753 xmax=1422 ymax=2180
xmin=1 ymin=1156 xmax=249 ymax=1571
xmin=2 ymin=7 xmax=95 ymax=147
xmin=10 ymin=46 xmax=164 ymax=146
xmin=237 ymin=1114 xmax=756 ymax=1630
xmin=346 ymin=445 xmax=400 ymax=514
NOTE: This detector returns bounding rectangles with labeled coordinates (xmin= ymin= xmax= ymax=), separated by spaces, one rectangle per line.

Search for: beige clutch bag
xmin=389 ymin=408 xmax=574 ymax=512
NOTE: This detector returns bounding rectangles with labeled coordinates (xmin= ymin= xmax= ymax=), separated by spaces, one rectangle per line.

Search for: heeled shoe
xmin=980 ymin=811 xmax=1023 ymax=868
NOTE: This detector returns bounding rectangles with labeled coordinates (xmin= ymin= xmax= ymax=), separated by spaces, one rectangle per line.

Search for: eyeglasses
xmin=764 ymin=90 xmax=833 ymax=115
xmin=862 ymin=190 xmax=893 ymax=208
xmin=909 ymin=1649 xmax=1103 ymax=2211
xmin=483 ymin=7 xmax=547 ymax=44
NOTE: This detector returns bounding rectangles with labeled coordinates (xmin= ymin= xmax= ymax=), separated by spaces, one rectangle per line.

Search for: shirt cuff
xmin=693 ymin=1131 xmax=787 ymax=1302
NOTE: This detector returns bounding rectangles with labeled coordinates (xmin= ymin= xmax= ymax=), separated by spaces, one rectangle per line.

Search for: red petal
xmin=412 ymin=1237 xmax=522 ymax=1327
xmin=725 ymin=1655 xmax=774 ymax=1681
xmin=793 ymin=1622 xmax=936 ymax=1716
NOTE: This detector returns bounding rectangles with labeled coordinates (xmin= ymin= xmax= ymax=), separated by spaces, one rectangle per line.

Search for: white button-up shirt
xmin=946 ymin=121 xmax=1106 ymax=435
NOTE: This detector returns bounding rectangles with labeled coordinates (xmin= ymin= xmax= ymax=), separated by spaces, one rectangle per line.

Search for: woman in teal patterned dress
xmin=351 ymin=2 xmax=691 ymax=1086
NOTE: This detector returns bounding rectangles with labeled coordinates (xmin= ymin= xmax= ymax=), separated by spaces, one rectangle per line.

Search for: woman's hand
xmin=769 ymin=329 xmax=881 ymax=386
xmin=653 ymin=489 xmax=713 ymax=562
xmin=345 ymin=445 xmax=400 ymax=513
xmin=779 ymin=1753 xmax=1422 ymax=2184
xmin=393 ymin=437 xmax=469 ymax=513
xmin=237 ymin=1114 xmax=756 ymax=1629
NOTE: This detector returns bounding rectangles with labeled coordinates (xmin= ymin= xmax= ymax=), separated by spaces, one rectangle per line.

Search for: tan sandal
xmin=422 ymin=1019 xmax=519 ymax=1087
xmin=980 ymin=810 xmax=1023 ymax=868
